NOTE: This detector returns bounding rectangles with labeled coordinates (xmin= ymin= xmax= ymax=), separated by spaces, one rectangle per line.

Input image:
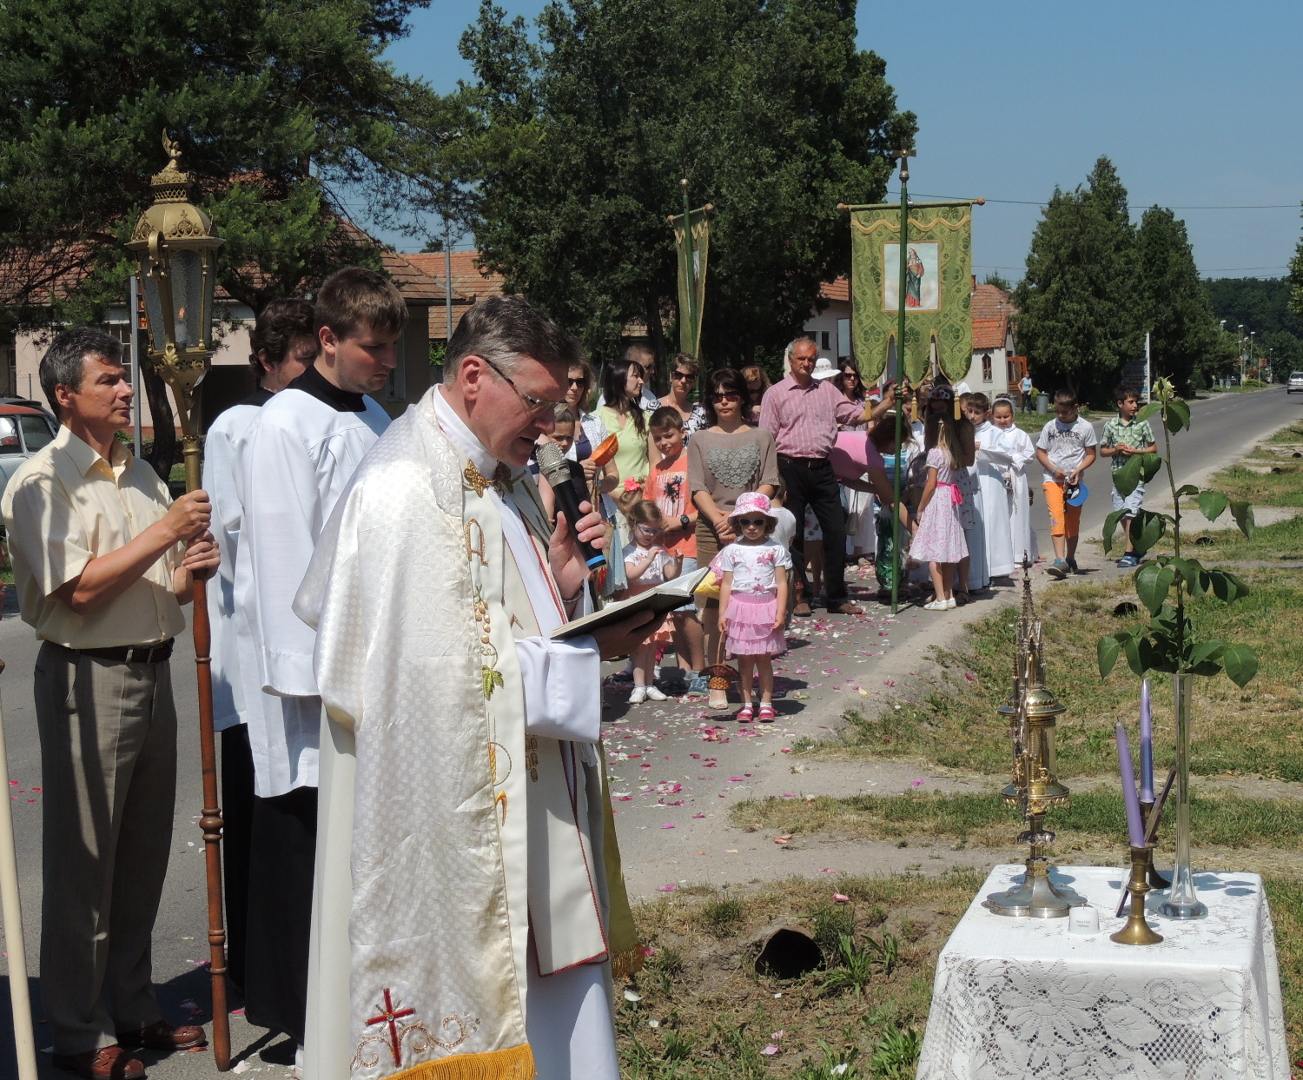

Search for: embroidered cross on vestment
xmin=464 ymin=460 xmax=513 ymax=497
xmin=366 ymin=987 xmax=417 ymax=1067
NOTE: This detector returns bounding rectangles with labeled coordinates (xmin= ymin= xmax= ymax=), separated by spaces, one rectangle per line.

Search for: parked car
xmin=1288 ymin=371 xmax=1303 ymax=394
xmin=0 ymin=403 xmax=59 ymax=504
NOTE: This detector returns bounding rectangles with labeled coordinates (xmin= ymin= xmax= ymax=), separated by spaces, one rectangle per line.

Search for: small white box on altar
xmin=1067 ymin=904 xmax=1099 ymax=935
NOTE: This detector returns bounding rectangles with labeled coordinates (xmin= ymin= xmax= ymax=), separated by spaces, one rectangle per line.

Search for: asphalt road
xmin=0 ymin=387 xmax=1297 ymax=1078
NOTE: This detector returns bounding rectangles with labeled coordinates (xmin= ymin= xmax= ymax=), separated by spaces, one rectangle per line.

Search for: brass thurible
xmin=1111 ymin=845 xmax=1164 ymax=946
xmin=985 ymin=560 xmax=1084 ymax=918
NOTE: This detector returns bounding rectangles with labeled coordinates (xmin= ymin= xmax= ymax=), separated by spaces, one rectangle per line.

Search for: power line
xmin=888 ymin=190 xmax=1299 ymax=211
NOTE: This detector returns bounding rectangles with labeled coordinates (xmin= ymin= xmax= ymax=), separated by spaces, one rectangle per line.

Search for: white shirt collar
xmin=433 ymin=385 xmax=500 ymax=478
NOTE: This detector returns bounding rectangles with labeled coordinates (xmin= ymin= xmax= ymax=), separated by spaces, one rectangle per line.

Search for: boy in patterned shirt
xmin=1100 ymin=385 xmax=1158 ymax=568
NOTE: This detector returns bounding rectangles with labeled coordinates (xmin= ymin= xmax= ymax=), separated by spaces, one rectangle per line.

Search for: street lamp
xmin=125 ymin=131 xmax=231 ymax=1070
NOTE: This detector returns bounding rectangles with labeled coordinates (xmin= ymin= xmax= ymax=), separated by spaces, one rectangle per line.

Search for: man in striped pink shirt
xmin=760 ymin=335 xmax=868 ymax=615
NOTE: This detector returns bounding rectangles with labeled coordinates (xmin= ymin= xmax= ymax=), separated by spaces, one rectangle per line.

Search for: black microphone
xmin=535 ymin=441 xmax=607 ymax=570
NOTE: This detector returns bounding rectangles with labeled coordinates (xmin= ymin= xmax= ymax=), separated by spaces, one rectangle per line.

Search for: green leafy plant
xmin=820 ymin=933 xmax=876 ymax=997
xmin=869 ymin=1025 xmax=922 ymax=1078
xmin=1097 ymin=378 xmax=1258 ymax=687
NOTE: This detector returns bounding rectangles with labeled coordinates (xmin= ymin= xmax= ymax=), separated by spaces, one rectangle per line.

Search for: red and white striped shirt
xmin=759 ymin=375 xmax=866 ymax=458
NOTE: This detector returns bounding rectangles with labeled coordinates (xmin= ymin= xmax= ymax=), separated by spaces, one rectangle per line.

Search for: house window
xmin=384 ymin=331 xmax=408 ymax=401
xmin=981 ymin=353 xmax=992 ymax=382
xmin=821 ymin=331 xmax=831 ymax=351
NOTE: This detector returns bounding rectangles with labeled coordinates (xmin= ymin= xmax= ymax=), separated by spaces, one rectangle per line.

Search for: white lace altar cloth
xmin=916 ymin=865 xmax=1289 ymax=1079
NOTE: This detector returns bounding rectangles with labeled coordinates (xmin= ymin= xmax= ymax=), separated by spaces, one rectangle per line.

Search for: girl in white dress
xmin=970 ymin=393 xmax=1016 ymax=579
xmin=991 ymin=397 xmax=1038 ymax=566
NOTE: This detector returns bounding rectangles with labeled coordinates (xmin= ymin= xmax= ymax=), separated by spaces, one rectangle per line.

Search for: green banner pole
xmin=891 ymin=151 xmax=911 ymax=616
xmin=680 ymin=178 xmax=696 ymax=362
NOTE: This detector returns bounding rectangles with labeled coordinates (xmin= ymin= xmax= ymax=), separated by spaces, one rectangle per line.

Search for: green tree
xmin=1135 ymin=207 xmax=1220 ymax=393
xmin=982 ymin=271 xmax=1014 ymax=292
xmin=1015 ymin=157 xmax=1142 ymax=403
xmin=1289 ymin=205 xmax=1303 ymax=322
xmin=0 ymin=0 xmax=458 ymax=325
xmin=458 ymin=0 xmax=915 ymax=369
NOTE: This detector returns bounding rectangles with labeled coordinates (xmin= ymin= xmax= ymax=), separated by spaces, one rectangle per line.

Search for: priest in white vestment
xmin=295 ymin=296 xmax=656 ymax=1080
xmin=236 ymin=269 xmax=406 ymax=1054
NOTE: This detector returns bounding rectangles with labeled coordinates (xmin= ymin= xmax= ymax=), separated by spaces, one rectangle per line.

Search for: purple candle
xmin=1115 ymin=722 xmax=1144 ymax=847
xmin=1139 ymin=679 xmax=1155 ymax=803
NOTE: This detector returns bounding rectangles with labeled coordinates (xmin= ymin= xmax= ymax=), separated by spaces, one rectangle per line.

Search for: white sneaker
xmin=923 ymin=599 xmax=949 ymax=611
xmin=643 ymin=686 xmax=668 ymax=701
xmin=628 ymin=686 xmax=649 ymax=704
xmin=944 ymin=597 xmax=957 ymax=609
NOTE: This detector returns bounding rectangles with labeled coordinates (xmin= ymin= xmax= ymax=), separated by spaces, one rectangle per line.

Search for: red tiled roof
xmin=970 ymin=282 xmax=1017 ymax=321
xmin=820 ymin=276 xmax=849 ymax=303
xmin=973 ymin=317 xmax=1009 ymax=350
xmin=403 ymin=253 xmax=477 ymax=304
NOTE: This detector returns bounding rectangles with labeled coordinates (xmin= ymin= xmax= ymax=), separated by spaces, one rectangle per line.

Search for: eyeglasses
xmin=567 ymin=377 xmax=588 ymax=387
xmin=735 ymin=516 xmax=767 ymax=528
xmin=634 ymin=523 xmax=660 ymax=535
xmin=482 ymin=355 xmax=566 ymax=415
xmin=672 ymin=370 xmax=694 ymax=381
xmin=713 ymin=391 xmax=741 ymax=402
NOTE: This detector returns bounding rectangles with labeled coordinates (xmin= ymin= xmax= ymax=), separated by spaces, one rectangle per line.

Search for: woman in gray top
xmin=688 ymin=367 xmax=780 ymax=708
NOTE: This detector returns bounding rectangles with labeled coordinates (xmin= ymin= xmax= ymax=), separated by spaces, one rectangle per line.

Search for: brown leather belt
xmin=73 ymin=639 xmax=175 ymax=664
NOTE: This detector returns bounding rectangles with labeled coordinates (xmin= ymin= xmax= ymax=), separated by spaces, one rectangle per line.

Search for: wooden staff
xmin=0 ymin=659 xmax=38 ymax=1080
xmin=177 ymin=433 xmax=231 ymax=1069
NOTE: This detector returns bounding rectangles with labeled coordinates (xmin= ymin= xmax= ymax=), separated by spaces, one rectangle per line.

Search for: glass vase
xmin=1160 ymin=673 xmax=1207 ymax=919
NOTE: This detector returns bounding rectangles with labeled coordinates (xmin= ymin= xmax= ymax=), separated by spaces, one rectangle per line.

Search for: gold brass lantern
xmin=125 ymin=131 xmax=232 ymax=1069
xmin=126 ymin=132 xmax=222 ymax=451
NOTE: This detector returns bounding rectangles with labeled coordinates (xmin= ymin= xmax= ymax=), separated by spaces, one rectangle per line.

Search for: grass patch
xmin=826 ymin=571 xmax=1303 ymax=781
xmin=618 ymin=870 xmax=1303 ymax=1074
xmin=1206 ymin=459 xmax=1303 ymax=508
xmin=730 ymin=789 xmax=1303 ymax=851
xmin=1165 ymin=512 xmax=1303 ymax=561
xmin=619 ymin=872 xmax=981 ymax=1077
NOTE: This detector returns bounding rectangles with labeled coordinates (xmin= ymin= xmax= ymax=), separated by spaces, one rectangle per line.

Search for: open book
xmin=551 ymin=566 xmax=710 ymax=640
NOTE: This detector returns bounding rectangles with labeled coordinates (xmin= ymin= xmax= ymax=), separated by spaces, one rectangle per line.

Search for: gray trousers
xmin=34 ymin=642 xmax=177 ymax=1054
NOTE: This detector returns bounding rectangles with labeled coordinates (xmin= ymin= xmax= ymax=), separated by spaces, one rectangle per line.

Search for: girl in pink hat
xmin=712 ymin=491 xmax=792 ymax=722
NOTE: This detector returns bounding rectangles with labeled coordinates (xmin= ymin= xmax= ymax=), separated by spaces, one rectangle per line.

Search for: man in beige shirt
xmin=1 ymin=328 xmax=219 ymax=1080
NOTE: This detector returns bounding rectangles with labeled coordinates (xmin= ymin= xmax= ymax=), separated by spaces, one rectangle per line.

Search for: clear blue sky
xmin=379 ymin=1 xmax=1303 ymax=282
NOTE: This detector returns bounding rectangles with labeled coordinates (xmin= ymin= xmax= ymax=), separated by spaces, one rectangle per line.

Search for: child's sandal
xmin=757 ymin=703 xmax=776 ymax=722
xmin=736 ymin=705 xmax=754 ymax=723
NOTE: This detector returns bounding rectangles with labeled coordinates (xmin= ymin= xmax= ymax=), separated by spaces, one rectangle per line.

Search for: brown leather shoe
xmin=116 ymin=1019 xmax=207 ymax=1052
xmin=52 ymin=1045 xmax=145 ymax=1080
xmin=792 ymin=601 xmax=813 ymax=617
xmin=827 ymin=601 xmax=864 ymax=615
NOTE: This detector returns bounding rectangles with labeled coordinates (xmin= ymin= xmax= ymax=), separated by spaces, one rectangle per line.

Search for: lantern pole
xmin=891 ymin=150 xmax=911 ymax=616
xmin=126 ymin=132 xmax=231 ymax=1069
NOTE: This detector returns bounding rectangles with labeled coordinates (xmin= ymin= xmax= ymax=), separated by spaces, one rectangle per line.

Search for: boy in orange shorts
xmin=1035 ymin=389 xmax=1097 ymax=578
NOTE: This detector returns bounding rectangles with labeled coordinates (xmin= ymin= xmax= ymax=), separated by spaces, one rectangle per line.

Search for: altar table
xmin=915 ymin=864 xmax=1289 ymax=1078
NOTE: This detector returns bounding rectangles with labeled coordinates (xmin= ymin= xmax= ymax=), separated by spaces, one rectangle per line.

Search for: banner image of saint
xmin=882 ymin=243 xmax=939 ymax=312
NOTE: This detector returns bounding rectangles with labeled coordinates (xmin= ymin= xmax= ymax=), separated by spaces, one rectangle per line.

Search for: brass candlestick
xmin=986 ymin=561 xmax=1083 ymax=918
xmin=1111 ymin=845 xmax=1163 ymax=945
xmin=1139 ymin=799 xmax=1171 ymax=888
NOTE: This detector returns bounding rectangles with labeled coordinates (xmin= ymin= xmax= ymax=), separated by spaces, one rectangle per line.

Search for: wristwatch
xmin=679 ymin=514 xmax=691 ymax=530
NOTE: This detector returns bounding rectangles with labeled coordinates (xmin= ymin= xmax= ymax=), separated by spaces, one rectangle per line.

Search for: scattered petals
xmin=623 ymin=988 xmax=643 ymax=1002
xmin=833 ymin=892 xmax=851 ymax=903
xmin=761 ymin=1043 xmax=780 ymax=1056
xmin=657 ymin=883 xmax=678 ymax=893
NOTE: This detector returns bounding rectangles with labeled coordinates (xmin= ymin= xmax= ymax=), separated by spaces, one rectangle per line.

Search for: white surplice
xmin=237 ymin=384 xmax=390 ymax=796
xmin=295 ymin=386 xmax=618 ymax=1080
xmin=994 ymin=424 xmax=1038 ymax=567
xmin=974 ymin=421 xmax=1016 ymax=579
xmin=203 ymin=401 xmax=260 ymax=733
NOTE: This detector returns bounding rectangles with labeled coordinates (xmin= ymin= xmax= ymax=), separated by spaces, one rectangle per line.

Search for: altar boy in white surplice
xmin=294 ymin=296 xmax=656 ymax=1080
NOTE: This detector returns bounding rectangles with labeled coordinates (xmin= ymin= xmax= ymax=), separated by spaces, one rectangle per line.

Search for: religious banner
xmin=669 ymin=203 xmax=711 ymax=358
xmin=849 ymin=202 xmax=974 ymax=383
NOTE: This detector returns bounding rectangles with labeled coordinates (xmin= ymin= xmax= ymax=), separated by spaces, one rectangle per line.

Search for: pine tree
xmin=1015 ymin=157 xmax=1142 ymax=402
xmin=1135 ymin=207 xmax=1220 ymax=393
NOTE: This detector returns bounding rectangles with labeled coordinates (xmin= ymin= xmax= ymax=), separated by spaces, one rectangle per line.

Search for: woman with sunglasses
xmin=650 ymin=353 xmax=708 ymax=454
xmin=687 ymin=368 xmax=780 ymax=709
xmin=563 ymin=359 xmax=617 ymax=494
xmin=740 ymin=364 xmax=770 ymax=424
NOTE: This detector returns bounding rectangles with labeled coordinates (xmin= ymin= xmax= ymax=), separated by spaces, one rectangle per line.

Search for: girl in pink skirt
xmin=909 ymin=409 xmax=969 ymax=610
xmin=713 ymin=492 xmax=792 ymax=722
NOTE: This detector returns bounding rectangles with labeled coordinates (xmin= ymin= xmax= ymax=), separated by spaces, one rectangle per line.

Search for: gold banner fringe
xmin=610 ymin=945 xmax=645 ymax=981
xmin=392 ymin=1043 xmax=536 ymax=1080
